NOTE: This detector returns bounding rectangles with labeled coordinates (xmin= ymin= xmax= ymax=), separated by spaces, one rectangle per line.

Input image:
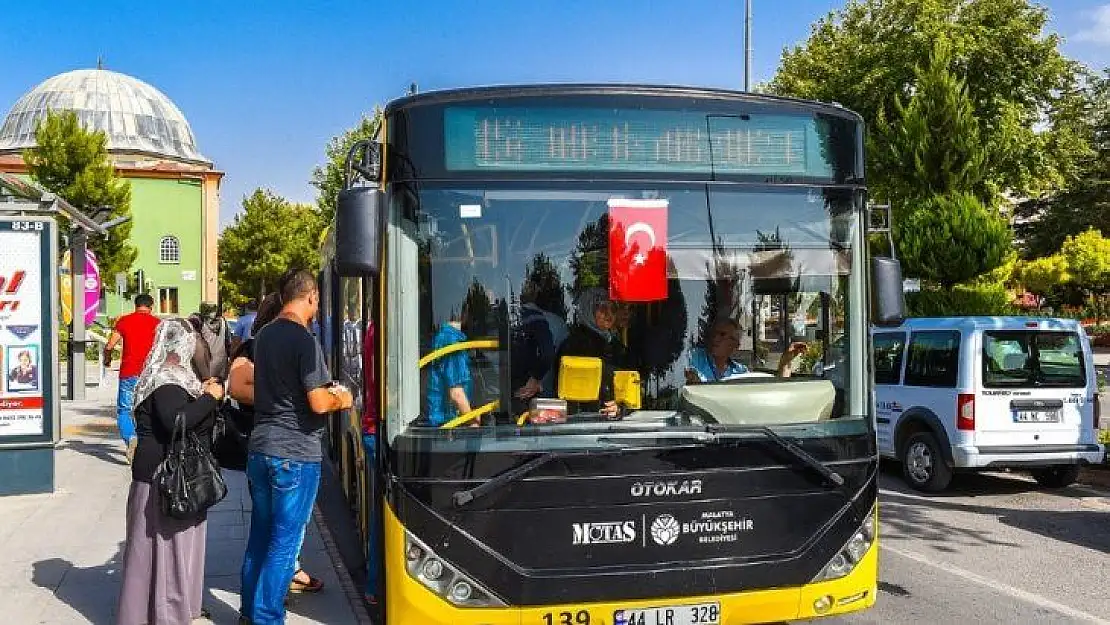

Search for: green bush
xmin=906 ymin=284 xmax=1016 ymax=317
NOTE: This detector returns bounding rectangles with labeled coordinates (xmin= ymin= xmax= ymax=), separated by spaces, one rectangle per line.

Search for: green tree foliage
xmin=24 ymin=110 xmax=136 ymax=278
xmin=1018 ymin=254 xmax=1068 ymax=305
xmin=310 ymin=109 xmax=384 ymax=224
xmin=874 ymin=41 xmax=988 ymax=209
xmin=906 ymin=284 xmax=1014 ymax=316
xmin=522 ymin=253 xmax=568 ymax=319
xmin=1015 ymin=72 xmax=1110 ymax=257
xmin=1060 ymin=228 xmax=1110 ymax=321
xmin=897 ymin=193 xmax=1011 ymax=289
xmin=770 ymin=0 xmax=1085 ymax=201
xmin=218 ymin=189 xmax=324 ymax=307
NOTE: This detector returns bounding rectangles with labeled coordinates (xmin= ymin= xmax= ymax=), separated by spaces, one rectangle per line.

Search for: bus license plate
xmin=1014 ymin=410 xmax=1060 ymax=423
xmin=615 ymin=602 xmax=720 ymax=625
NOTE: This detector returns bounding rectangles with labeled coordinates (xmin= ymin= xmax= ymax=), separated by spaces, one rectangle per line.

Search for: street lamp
xmin=744 ymin=0 xmax=753 ymax=91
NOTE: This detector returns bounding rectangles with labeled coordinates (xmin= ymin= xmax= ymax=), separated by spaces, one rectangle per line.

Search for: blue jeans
xmin=240 ymin=452 xmax=321 ymax=625
xmin=116 ymin=376 xmax=138 ymax=443
xmin=362 ymin=433 xmax=380 ymax=598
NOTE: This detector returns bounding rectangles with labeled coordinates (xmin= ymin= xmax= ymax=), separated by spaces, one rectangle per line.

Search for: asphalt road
xmin=813 ymin=466 xmax=1110 ymax=625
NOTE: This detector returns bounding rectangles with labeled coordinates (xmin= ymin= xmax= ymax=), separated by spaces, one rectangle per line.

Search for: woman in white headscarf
xmin=117 ymin=318 xmax=225 ymax=625
xmin=555 ymin=288 xmax=630 ymax=418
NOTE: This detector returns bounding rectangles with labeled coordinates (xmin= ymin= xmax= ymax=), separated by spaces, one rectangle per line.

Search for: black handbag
xmin=154 ymin=411 xmax=228 ymax=520
xmin=212 ymin=401 xmax=252 ymax=472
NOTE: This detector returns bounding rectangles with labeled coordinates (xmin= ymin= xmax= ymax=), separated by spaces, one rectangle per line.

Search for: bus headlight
xmin=813 ymin=507 xmax=877 ymax=582
xmin=404 ymin=531 xmax=507 ymax=608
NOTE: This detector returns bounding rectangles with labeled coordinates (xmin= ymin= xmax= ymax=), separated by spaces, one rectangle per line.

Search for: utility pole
xmin=744 ymin=0 xmax=753 ymax=91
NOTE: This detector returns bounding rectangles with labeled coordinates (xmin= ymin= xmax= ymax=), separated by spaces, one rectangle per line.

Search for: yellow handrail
xmin=440 ymin=401 xmax=499 ymax=429
xmin=418 ymin=339 xmax=499 ymax=369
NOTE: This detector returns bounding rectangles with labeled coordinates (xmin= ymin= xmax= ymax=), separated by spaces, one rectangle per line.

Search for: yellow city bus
xmin=318 ymin=84 xmax=905 ymax=625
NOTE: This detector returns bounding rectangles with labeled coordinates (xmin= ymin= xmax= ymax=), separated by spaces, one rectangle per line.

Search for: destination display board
xmin=445 ymin=106 xmax=838 ymax=177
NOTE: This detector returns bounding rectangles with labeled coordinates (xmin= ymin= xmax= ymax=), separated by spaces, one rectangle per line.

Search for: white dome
xmin=0 ymin=68 xmax=208 ymax=164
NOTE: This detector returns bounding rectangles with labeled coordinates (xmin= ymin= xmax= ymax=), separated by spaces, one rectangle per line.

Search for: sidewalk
xmin=0 ymin=371 xmax=369 ymax=624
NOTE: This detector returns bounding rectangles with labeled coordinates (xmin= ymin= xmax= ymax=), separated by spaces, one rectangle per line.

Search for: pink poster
xmin=83 ymin=250 xmax=100 ymax=326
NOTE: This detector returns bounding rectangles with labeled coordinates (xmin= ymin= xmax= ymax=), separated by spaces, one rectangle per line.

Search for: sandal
xmin=289 ymin=569 xmax=324 ymax=593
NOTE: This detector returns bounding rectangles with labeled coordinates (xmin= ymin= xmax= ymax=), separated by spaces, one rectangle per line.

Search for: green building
xmin=0 ymin=68 xmax=222 ymax=319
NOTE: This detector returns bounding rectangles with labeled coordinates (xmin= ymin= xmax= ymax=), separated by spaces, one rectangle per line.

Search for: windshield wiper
xmin=452 ymin=447 xmax=626 ymax=508
xmin=708 ymin=425 xmax=846 ymax=488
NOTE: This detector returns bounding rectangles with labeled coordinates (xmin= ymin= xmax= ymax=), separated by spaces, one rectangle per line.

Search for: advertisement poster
xmin=60 ymin=248 xmax=101 ymax=326
xmin=0 ymin=219 xmax=53 ymax=440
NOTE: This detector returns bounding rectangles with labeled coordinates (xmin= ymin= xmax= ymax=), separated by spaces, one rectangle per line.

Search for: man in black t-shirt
xmin=238 ymin=271 xmax=353 ymax=625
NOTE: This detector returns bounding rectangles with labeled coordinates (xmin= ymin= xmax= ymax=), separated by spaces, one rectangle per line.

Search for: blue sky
xmin=2 ymin=1 xmax=1109 ymax=227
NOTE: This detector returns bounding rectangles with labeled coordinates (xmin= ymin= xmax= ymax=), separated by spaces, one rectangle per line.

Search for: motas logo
xmin=650 ymin=515 xmax=681 ymax=546
xmin=630 ymin=479 xmax=703 ymax=498
xmin=571 ymin=521 xmax=637 ymax=545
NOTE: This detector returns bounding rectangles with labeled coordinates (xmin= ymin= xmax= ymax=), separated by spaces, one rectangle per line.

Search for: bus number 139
xmin=542 ymin=611 xmax=590 ymax=625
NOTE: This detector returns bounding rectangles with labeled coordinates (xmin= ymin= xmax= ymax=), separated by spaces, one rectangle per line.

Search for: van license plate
xmin=1014 ymin=410 xmax=1060 ymax=423
xmin=615 ymin=602 xmax=720 ymax=625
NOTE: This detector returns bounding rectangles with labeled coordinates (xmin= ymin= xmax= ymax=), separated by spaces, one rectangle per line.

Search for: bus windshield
xmin=383 ymin=183 xmax=869 ymax=450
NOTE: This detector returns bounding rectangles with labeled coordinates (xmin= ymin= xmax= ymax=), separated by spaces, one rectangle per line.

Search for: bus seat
xmin=678 ymin=379 xmax=836 ymax=425
xmin=558 ymin=356 xmax=603 ymax=402
xmin=614 ymin=370 xmax=641 ymax=409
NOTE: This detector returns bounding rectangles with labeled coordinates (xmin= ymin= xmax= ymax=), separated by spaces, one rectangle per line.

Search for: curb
xmin=311 ymin=503 xmax=373 ymax=625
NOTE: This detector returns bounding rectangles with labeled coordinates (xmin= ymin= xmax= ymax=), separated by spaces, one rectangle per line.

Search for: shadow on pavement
xmin=879 ymin=460 xmax=1099 ymax=500
xmin=56 ymin=440 xmax=129 ymax=466
xmin=880 ymin=488 xmax=1110 ymax=555
xmin=32 ymin=542 xmax=126 ymax=624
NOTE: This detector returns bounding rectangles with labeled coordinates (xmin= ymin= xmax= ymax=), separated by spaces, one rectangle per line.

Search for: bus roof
xmin=382 ymin=83 xmax=864 ymax=123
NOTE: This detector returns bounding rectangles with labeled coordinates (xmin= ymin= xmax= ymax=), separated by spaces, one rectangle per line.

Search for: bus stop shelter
xmin=0 ymin=172 xmax=106 ymax=496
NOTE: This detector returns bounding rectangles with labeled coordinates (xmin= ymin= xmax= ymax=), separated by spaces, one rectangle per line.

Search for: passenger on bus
xmin=511 ymin=279 xmax=568 ymax=414
xmin=556 ymin=288 xmax=629 ymax=419
xmin=425 ymin=308 xmax=474 ymax=426
xmin=685 ymin=317 xmax=807 ymax=384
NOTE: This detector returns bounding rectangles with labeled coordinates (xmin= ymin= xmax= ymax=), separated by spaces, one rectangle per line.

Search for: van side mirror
xmin=335 ymin=186 xmax=383 ymax=276
xmin=872 ymin=257 xmax=905 ymax=327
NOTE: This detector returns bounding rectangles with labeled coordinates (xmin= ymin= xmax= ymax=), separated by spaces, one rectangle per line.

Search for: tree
xmin=24 ymin=110 xmax=136 ymax=278
xmin=1017 ymin=254 xmax=1068 ymax=308
xmin=310 ymin=109 xmax=384 ymax=224
xmin=218 ymin=189 xmax=324 ymax=306
xmin=522 ymin=253 xmax=567 ymax=319
xmin=1014 ymin=72 xmax=1110 ymax=258
xmin=770 ymin=0 xmax=1086 ymax=201
xmin=897 ymin=193 xmax=1011 ymax=289
xmin=873 ymin=41 xmax=989 ymax=210
xmin=1059 ymin=228 xmax=1110 ymax=321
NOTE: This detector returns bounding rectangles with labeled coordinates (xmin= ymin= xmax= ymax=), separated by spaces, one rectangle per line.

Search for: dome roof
xmin=0 ymin=68 xmax=208 ymax=164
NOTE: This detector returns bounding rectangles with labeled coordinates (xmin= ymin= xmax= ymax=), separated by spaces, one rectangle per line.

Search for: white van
xmin=873 ymin=317 xmax=1104 ymax=492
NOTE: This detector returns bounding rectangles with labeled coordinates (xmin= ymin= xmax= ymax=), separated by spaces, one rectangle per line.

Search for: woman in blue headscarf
xmin=555 ymin=288 xmax=629 ymax=418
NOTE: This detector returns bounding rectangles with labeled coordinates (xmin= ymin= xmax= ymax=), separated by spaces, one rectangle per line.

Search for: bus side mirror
xmin=336 ymin=186 xmax=383 ymax=276
xmin=872 ymin=257 xmax=905 ymax=327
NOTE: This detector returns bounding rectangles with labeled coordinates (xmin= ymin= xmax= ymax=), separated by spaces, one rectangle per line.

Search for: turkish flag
xmin=608 ymin=198 xmax=668 ymax=302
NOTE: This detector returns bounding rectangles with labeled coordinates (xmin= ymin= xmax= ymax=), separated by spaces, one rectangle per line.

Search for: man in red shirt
xmin=103 ymin=294 xmax=160 ymax=463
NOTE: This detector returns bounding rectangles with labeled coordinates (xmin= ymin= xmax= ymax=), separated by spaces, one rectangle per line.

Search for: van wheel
xmin=1031 ymin=465 xmax=1080 ymax=489
xmin=901 ymin=432 xmax=953 ymax=492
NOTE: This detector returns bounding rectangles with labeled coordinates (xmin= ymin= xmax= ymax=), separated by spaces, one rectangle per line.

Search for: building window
xmin=159 ymin=236 xmax=180 ymax=264
xmin=158 ymin=287 xmax=179 ymax=315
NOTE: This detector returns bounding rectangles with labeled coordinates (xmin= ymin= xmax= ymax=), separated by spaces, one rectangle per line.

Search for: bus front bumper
xmin=384 ymin=519 xmax=878 ymax=625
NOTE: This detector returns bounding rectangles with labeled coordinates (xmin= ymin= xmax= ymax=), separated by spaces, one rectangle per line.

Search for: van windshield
xmin=981 ymin=331 xmax=1086 ymax=388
